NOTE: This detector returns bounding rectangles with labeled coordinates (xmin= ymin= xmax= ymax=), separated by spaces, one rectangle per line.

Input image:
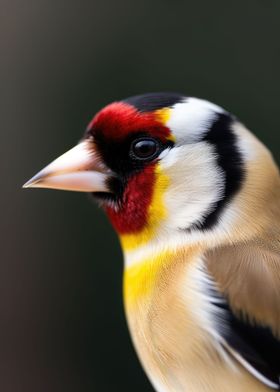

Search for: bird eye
xmin=131 ymin=138 xmax=159 ymax=160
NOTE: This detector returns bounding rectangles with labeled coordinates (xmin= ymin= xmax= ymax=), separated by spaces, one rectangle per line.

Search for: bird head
xmin=24 ymin=93 xmax=278 ymax=252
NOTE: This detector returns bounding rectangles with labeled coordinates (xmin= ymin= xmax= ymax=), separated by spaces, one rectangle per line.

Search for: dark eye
xmin=131 ymin=138 xmax=159 ymax=160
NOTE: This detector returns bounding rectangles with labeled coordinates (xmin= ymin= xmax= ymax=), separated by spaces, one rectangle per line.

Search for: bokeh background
xmin=1 ymin=0 xmax=280 ymax=391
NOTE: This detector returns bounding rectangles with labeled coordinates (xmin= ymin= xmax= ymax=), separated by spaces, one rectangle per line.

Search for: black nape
xmin=123 ymin=92 xmax=185 ymax=112
xmin=190 ymin=113 xmax=245 ymax=231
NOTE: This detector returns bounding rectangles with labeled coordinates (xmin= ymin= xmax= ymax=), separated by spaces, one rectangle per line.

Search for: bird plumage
xmin=24 ymin=93 xmax=280 ymax=391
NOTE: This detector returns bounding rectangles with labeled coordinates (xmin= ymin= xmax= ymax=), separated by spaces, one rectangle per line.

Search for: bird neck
xmin=123 ymin=242 xmax=202 ymax=310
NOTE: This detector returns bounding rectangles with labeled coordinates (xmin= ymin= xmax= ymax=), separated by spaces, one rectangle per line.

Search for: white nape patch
xmin=166 ymin=97 xmax=225 ymax=144
xmin=232 ymin=121 xmax=258 ymax=161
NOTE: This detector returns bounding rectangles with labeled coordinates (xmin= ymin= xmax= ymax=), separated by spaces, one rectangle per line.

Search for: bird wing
xmin=205 ymin=238 xmax=280 ymax=389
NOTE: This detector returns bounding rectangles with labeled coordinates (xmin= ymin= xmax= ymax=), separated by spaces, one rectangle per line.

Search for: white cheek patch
xmin=167 ymin=97 xmax=225 ymax=144
xmin=160 ymin=143 xmax=225 ymax=231
xmin=158 ymin=147 xmax=180 ymax=168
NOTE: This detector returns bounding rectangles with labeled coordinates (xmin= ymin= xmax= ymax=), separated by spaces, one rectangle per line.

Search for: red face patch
xmin=106 ymin=164 xmax=156 ymax=235
xmin=87 ymin=101 xmax=171 ymax=235
xmin=87 ymin=102 xmax=171 ymax=142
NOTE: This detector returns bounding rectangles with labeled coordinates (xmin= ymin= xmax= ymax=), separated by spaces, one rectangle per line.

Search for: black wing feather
xmin=208 ymin=278 xmax=280 ymax=389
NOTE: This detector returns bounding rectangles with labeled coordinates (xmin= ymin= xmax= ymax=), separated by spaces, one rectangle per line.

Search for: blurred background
xmin=1 ymin=0 xmax=280 ymax=390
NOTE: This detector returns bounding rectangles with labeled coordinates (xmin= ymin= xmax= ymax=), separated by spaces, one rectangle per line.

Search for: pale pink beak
xmin=23 ymin=140 xmax=112 ymax=193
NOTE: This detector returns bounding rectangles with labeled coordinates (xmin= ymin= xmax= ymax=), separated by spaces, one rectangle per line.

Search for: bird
xmin=23 ymin=92 xmax=280 ymax=391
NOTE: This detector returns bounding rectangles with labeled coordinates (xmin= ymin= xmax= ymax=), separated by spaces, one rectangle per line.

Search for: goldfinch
xmin=24 ymin=93 xmax=280 ymax=391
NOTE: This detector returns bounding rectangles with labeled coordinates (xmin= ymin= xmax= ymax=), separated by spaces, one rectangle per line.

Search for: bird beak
xmin=22 ymin=140 xmax=112 ymax=192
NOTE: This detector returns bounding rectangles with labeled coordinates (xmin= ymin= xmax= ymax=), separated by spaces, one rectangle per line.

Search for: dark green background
xmin=1 ymin=0 xmax=280 ymax=391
